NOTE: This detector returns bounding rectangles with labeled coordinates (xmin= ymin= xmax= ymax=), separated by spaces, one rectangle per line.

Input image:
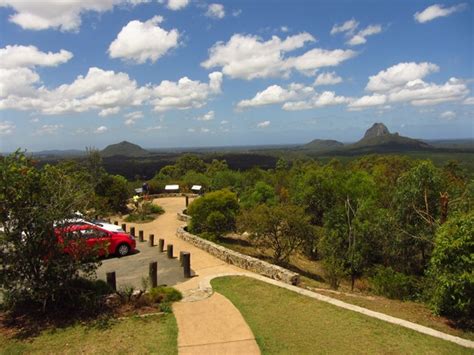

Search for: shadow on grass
xmin=1 ymin=305 xmax=114 ymax=340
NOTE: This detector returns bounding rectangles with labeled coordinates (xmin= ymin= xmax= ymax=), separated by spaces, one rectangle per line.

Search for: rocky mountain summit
xmin=363 ymin=123 xmax=391 ymax=139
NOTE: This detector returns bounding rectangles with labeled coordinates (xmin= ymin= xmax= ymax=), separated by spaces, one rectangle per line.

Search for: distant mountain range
xmin=302 ymin=123 xmax=432 ymax=153
xmin=23 ymin=123 xmax=473 ymax=158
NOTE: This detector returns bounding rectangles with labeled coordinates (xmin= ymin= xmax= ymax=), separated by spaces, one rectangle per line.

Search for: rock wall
xmin=177 ymin=210 xmax=192 ymax=222
xmin=176 ymin=226 xmax=300 ymax=285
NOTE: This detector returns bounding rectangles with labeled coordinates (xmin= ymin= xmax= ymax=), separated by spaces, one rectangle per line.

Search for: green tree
xmin=175 ymin=154 xmax=206 ymax=175
xmin=84 ymin=147 xmax=105 ymax=187
xmin=187 ymin=189 xmax=239 ymax=239
xmin=238 ymin=204 xmax=313 ymax=265
xmin=428 ymin=211 xmax=474 ymax=324
xmin=394 ymin=161 xmax=444 ymax=273
xmin=240 ymin=181 xmax=277 ymax=209
xmin=95 ymin=174 xmax=130 ymax=213
xmin=0 ymin=152 xmax=99 ymax=312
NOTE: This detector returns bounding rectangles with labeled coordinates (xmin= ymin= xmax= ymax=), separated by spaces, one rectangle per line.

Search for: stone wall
xmin=177 ymin=210 xmax=192 ymax=222
xmin=176 ymin=226 xmax=300 ymax=285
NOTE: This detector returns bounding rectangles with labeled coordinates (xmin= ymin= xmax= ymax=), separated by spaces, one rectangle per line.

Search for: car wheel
xmin=116 ymin=243 xmax=130 ymax=257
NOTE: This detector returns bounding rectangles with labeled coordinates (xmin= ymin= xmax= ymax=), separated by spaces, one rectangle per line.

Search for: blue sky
xmin=0 ymin=0 xmax=472 ymax=151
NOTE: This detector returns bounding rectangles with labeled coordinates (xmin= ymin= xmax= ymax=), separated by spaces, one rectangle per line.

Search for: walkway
xmin=115 ymin=196 xmax=260 ymax=355
xmin=117 ymin=196 xmax=474 ymax=352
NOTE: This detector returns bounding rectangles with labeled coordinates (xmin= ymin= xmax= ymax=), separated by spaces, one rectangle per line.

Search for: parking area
xmin=96 ymin=241 xmax=187 ymax=290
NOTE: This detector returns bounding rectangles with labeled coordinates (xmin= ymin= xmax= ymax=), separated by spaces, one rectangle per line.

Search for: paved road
xmin=96 ymin=242 xmax=186 ymax=290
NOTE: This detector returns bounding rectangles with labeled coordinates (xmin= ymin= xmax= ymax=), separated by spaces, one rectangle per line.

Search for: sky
xmin=0 ymin=0 xmax=473 ymax=151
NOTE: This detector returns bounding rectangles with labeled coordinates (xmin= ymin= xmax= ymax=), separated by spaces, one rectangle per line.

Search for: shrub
xmin=124 ymin=202 xmax=164 ymax=222
xmin=187 ymin=189 xmax=239 ymax=239
xmin=428 ymin=212 xmax=474 ymax=324
xmin=238 ymin=203 xmax=312 ymax=265
xmin=147 ymin=287 xmax=182 ymax=304
xmin=369 ymin=266 xmax=417 ymax=300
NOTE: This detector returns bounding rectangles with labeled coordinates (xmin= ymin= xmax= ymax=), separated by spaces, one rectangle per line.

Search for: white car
xmin=56 ymin=213 xmax=124 ymax=233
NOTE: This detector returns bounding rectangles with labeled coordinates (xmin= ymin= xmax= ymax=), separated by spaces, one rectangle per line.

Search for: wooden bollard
xmin=185 ymin=195 xmax=189 ymax=207
xmin=167 ymin=244 xmax=174 ymax=259
xmin=149 ymin=234 xmax=155 ymax=247
xmin=179 ymin=251 xmax=184 ymax=265
xmin=138 ymin=230 xmax=144 ymax=242
xmin=149 ymin=262 xmax=158 ymax=288
xmin=121 ymin=223 xmax=126 ymax=232
xmin=158 ymin=239 xmax=164 ymax=252
xmin=182 ymin=252 xmax=191 ymax=278
xmin=106 ymin=271 xmax=117 ymax=291
xmin=130 ymin=227 xmax=135 ymax=237
xmin=114 ymin=221 xmax=118 ymax=225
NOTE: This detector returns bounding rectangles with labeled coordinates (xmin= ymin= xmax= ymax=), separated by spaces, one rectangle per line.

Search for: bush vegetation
xmin=151 ymin=153 xmax=473 ymax=324
xmin=2 ymin=149 xmax=472 ymax=326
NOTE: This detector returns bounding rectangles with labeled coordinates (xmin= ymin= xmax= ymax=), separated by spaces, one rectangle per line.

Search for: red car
xmin=55 ymin=224 xmax=136 ymax=257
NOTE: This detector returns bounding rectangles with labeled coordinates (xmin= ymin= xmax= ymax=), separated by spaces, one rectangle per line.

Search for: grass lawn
xmin=218 ymin=237 xmax=474 ymax=341
xmin=212 ymin=276 xmax=472 ymax=355
xmin=1 ymin=313 xmax=177 ymax=354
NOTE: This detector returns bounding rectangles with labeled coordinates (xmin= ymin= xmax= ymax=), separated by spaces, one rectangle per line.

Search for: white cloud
xmin=220 ymin=120 xmax=229 ymax=124
xmin=313 ymin=71 xmax=343 ymax=86
xmin=257 ymin=120 xmax=270 ymax=128
xmin=0 ymin=67 xmax=40 ymax=98
xmin=237 ymin=84 xmax=314 ymax=109
xmin=0 ymin=121 xmax=15 ymax=135
xmin=99 ymin=107 xmax=120 ymax=117
xmin=366 ymin=62 xmax=440 ymax=92
xmin=349 ymin=62 xmax=470 ymax=110
xmin=201 ymin=127 xmax=210 ymax=133
xmin=206 ymin=3 xmax=225 ymax=19
xmin=0 ymin=45 xmax=73 ymax=69
xmin=202 ymin=33 xmax=355 ymax=79
xmin=237 ymin=83 xmax=350 ymax=111
xmin=95 ymin=126 xmax=108 ymax=134
xmin=281 ymin=26 xmax=289 ymax=32
xmin=0 ymin=67 xmax=147 ymax=114
xmin=0 ymin=66 xmax=223 ymax=116
xmin=330 ymin=19 xmax=359 ymax=35
xmin=197 ymin=110 xmax=215 ymax=121
xmin=35 ymin=124 xmax=63 ymax=135
xmin=347 ymin=94 xmax=387 ymax=110
xmin=232 ymin=9 xmax=242 ymax=17
xmin=388 ymin=78 xmax=469 ymax=106
xmin=150 ymin=72 xmax=222 ymax=111
xmin=108 ymin=16 xmax=180 ymax=64
xmin=346 ymin=24 xmax=382 ymax=46
xmin=440 ymin=110 xmax=456 ymax=120
xmin=282 ymin=91 xmax=351 ymax=111
xmin=141 ymin=125 xmax=162 ymax=131
xmin=463 ymin=97 xmax=474 ymax=105
xmin=0 ymin=0 xmax=147 ymax=32
xmin=124 ymin=110 xmax=144 ymax=126
xmin=187 ymin=128 xmax=196 ymax=132
xmin=163 ymin=0 xmax=189 ymax=10
xmin=0 ymin=45 xmax=73 ymax=100
xmin=414 ymin=3 xmax=467 ymax=23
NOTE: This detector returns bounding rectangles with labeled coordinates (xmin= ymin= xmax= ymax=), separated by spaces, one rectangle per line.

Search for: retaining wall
xmin=176 ymin=226 xmax=300 ymax=285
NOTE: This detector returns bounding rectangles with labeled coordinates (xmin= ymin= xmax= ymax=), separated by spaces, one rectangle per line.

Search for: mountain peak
xmin=101 ymin=141 xmax=150 ymax=157
xmin=363 ymin=123 xmax=390 ymax=139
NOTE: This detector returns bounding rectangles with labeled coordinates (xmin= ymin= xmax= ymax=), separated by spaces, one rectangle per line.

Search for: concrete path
xmin=116 ymin=196 xmax=474 ymax=352
xmin=114 ymin=197 xmax=260 ymax=355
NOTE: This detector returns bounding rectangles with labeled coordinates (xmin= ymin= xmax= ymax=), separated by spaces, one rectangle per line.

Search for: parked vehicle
xmin=55 ymin=224 xmax=135 ymax=257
